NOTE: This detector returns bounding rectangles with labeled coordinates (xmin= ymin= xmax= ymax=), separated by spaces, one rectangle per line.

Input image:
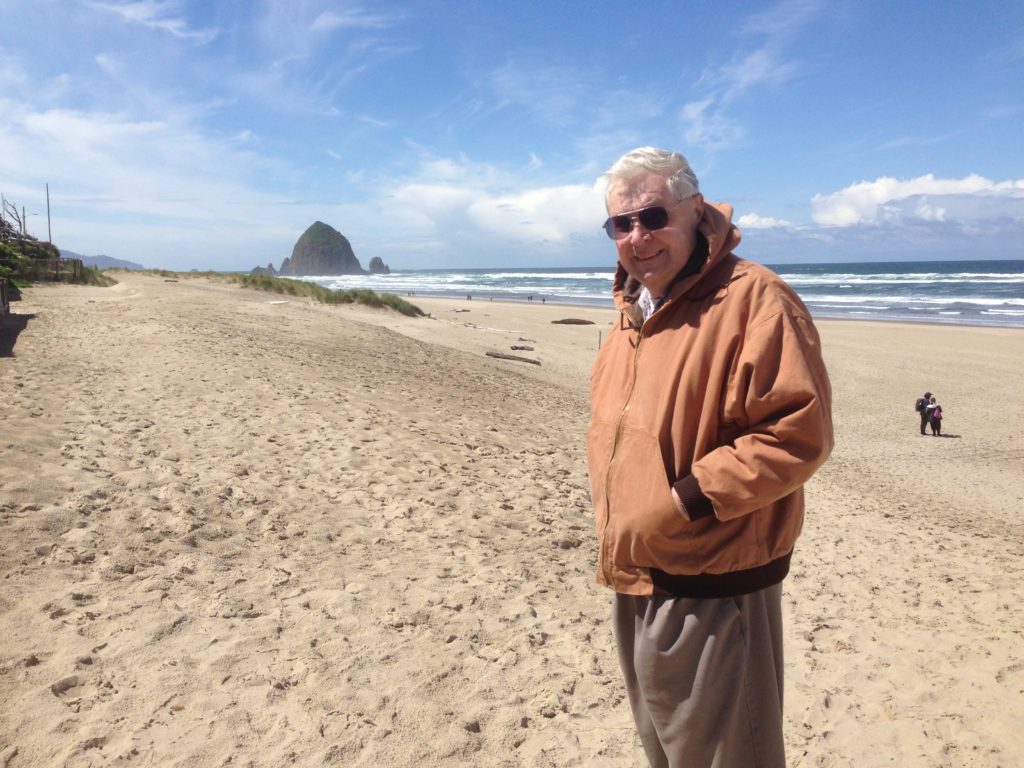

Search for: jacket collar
xmin=612 ymin=201 xmax=740 ymax=325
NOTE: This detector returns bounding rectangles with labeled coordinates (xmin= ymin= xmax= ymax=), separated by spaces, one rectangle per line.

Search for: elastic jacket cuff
xmin=673 ymin=475 xmax=715 ymax=521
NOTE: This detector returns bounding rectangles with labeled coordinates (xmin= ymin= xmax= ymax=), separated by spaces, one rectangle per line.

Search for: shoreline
xmin=2 ymin=274 xmax=1022 ymax=767
xmin=292 ymin=256 xmax=1024 ymax=330
xmin=111 ymin=266 xmax=1024 ymax=329
xmin=401 ymin=291 xmax=1024 ymax=331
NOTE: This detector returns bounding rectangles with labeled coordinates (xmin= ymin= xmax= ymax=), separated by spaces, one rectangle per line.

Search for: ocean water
xmin=305 ymin=259 xmax=1024 ymax=329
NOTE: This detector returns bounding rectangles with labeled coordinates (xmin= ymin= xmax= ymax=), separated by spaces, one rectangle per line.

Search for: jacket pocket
xmin=606 ymin=427 xmax=706 ymax=571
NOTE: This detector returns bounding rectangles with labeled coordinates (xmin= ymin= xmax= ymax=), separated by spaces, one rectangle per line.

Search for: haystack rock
xmin=280 ymin=221 xmax=363 ymax=276
xmin=250 ymin=222 xmax=390 ymax=277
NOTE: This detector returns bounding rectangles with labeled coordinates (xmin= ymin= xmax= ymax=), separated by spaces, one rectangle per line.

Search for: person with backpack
xmin=927 ymin=396 xmax=943 ymax=436
xmin=915 ymin=391 xmax=932 ymax=434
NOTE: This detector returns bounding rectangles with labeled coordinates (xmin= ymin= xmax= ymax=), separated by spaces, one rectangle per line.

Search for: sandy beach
xmin=2 ymin=273 xmax=1022 ymax=767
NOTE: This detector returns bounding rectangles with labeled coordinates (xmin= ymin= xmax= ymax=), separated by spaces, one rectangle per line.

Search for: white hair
xmin=603 ymin=147 xmax=700 ymax=204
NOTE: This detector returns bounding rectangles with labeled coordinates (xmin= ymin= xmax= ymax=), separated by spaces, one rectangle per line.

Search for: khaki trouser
xmin=613 ymin=583 xmax=786 ymax=768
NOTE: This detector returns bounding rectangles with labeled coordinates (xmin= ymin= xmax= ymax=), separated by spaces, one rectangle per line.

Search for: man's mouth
xmin=635 ymin=249 xmax=665 ymax=263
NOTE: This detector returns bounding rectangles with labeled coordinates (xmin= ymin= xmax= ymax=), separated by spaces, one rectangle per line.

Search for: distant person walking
xmin=927 ymin=396 xmax=943 ymax=436
xmin=915 ymin=391 xmax=933 ymax=434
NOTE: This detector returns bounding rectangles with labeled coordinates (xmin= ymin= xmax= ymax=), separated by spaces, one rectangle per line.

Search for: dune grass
xmin=225 ymin=274 xmax=425 ymax=316
xmin=112 ymin=270 xmax=423 ymax=316
xmin=94 ymin=269 xmax=425 ymax=317
xmin=80 ymin=266 xmax=119 ymax=286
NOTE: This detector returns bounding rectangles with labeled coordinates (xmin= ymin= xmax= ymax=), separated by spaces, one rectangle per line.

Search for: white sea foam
xmin=293 ymin=262 xmax=1024 ymax=327
xmin=803 ymin=295 xmax=1024 ymax=306
xmin=781 ymin=273 xmax=1024 ymax=285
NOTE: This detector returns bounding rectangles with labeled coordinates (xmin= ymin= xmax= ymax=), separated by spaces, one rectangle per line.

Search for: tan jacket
xmin=587 ymin=202 xmax=833 ymax=596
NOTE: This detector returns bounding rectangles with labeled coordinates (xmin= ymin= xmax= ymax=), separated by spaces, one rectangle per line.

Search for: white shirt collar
xmin=638 ymin=285 xmax=662 ymax=321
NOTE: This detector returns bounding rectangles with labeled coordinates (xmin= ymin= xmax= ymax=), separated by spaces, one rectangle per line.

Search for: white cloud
xmin=358 ymin=114 xmax=392 ymax=128
xmin=0 ymin=100 xmax=301 ymax=253
xmin=229 ymin=130 xmax=257 ymax=145
xmin=387 ymin=177 xmax=604 ymax=246
xmin=681 ymin=46 xmax=794 ymax=150
xmin=393 ymin=183 xmax=478 ymax=217
xmin=311 ymin=8 xmax=397 ymax=32
xmin=22 ymin=108 xmax=164 ymax=154
xmin=362 ymin=148 xmax=602 ymax=249
xmin=0 ymin=53 xmax=29 ymax=90
xmin=913 ymin=201 xmax=946 ymax=222
xmin=737 ymin=0 xmax=825 ymax=38
xmin=737 ymin=212 xmax=793 ymax=229
xmin=89 ymin=1 xmax=218 ymax=44
xmin=680 ymin=98 xmax=744 ymax=151
xmin=487 ymin=59 xmax=590 ymax=126
xmin=468 ymin=184 xmax=604 ymax=243
xmin=811 ymin=174 xmax=1024 ymax=226
xmin=94 ymin=52 xmax=119 ymax=77
xmin=680 ymin=0 xmax=820 ymax=151
xmin=716 ymin=47 xmax=799 ymax=103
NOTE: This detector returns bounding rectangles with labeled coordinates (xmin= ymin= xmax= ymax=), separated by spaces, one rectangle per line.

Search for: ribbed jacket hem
xmin=649 ymin=552 xmax=792 ymax=598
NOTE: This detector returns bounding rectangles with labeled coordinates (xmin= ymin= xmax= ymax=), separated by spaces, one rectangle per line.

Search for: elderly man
xmin=587 ymin=147 xmax=833 ymax=768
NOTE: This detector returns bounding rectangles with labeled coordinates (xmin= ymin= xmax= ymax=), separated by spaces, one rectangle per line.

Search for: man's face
xmin=606 ymin=172 xmax=704 ymax=298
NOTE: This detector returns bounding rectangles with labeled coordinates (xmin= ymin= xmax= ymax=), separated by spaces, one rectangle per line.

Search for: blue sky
xmin=1 ymin=0 xmax=1022 ymax=271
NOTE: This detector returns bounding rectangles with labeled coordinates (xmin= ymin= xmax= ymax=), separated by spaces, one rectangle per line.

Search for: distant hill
xmin=252 ymin=221 xmax=389 ymax=277
xmin=60 ymin=250 xmax=144 ymax=270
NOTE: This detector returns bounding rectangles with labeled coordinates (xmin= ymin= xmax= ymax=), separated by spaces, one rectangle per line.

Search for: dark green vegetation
xmin=0 ymin=241 xmax=33 ymax=287
xmin=230 ymin=273 xmax=424 ymax=316
xmin=1 ymin=233 xmax=50 ymax=288
xmin=79 ymin=265 xmax=118 ymax=286
xmin=115 ymin=269 xmax=425 ymax=317
xmin=2 ymin=211 xmax=117 ymax=287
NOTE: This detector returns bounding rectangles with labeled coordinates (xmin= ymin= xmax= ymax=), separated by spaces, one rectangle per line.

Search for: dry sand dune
xmin=1 ymin=274 xmax=1022 ymax=767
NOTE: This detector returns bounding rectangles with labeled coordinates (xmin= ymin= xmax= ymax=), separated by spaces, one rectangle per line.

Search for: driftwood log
xmin=486 ymin=351 xmax=541 ymax=366
xmin=551 ymin=318 xmax=594 ymax=325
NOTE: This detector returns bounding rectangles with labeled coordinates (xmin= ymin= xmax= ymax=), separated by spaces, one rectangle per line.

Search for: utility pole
xmin=46 ymin=183 xmax=52 ymax=243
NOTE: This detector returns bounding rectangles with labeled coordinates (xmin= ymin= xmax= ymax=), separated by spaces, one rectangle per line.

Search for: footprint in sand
xmin=50 ymin=675 xmax=83 ymax=697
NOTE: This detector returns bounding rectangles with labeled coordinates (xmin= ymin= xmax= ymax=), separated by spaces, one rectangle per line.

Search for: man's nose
xmin=627 ymin=219 xmax=650 ymax=245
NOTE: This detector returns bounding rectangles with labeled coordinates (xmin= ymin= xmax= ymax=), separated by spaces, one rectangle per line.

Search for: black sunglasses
xmin=602 ymin=204 xmax=673 ymax=240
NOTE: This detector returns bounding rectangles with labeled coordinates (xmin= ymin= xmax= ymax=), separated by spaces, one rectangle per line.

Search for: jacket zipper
xmin=600 ymin=314 xmax=649 ymax=584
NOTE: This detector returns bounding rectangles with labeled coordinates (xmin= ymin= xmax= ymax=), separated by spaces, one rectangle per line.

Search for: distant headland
xmin=252 ymin=221 xmax=389 ymax=277
xmin=59 ymin=250 xmax=144 ymax=271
